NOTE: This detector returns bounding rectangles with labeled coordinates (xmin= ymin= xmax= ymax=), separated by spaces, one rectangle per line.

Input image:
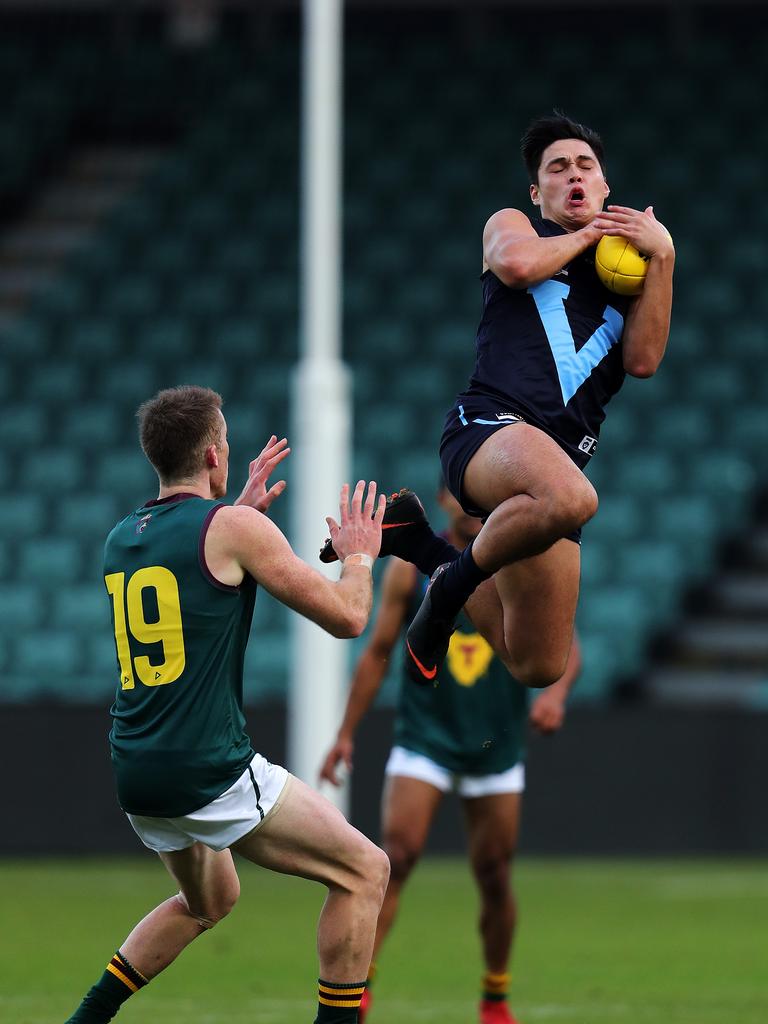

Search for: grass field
xmin=2 ymin=857 xmax=767 ymax=1023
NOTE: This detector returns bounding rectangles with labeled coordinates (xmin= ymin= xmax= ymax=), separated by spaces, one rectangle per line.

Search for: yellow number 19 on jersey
xmin=105 ymin=566 xmax=186 ymax=689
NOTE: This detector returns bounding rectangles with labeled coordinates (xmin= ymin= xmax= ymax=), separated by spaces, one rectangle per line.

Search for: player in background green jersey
xmin=66 ymin=386 xmax=389 ymax=1024
xmin=319 ymin=483 xmax=579 ymax=1024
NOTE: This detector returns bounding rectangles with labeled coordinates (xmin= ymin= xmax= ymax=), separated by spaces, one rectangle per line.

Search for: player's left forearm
xmin=621 ymin=252 xmax=674 ymax=378
xmin=550 ymin=631 xmax=582 ymax=701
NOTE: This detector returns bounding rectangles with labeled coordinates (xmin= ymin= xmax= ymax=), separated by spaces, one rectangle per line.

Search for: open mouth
xmin=568 ymin=187 xmax=586 ymax=204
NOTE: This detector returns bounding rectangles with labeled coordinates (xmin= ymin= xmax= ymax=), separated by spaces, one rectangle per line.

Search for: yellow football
xmin=594 ymin=235 xmax=650 ymax=296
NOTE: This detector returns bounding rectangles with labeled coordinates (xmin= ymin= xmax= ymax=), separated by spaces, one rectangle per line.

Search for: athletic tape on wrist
xmin=343 ymin=553 xmax=374 ymax=571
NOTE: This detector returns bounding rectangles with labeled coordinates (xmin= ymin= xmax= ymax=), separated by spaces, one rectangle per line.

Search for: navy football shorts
xmin=439 ymin=398 xmax=582 ymax=544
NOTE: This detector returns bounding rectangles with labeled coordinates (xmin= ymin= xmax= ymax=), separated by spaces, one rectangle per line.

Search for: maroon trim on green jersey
xmin=198 ymin=503 xmax=241 ymax=593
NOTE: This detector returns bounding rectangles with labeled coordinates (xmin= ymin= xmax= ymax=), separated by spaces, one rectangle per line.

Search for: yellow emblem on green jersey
xmin=446 ymin=630 xmax=494 ymax=687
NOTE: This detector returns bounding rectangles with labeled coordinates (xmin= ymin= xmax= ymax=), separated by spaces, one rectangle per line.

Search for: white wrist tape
xmin=343 ymin=553 xmax=374 ymax=571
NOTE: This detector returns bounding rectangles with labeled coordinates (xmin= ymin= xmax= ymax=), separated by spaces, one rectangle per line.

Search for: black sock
xmin=66 ymin=951 xmax=148 ymax=1023
xmin=429 ymin=540 xmax=491 ymax=621
xmin=396 ymin=525 xmax=459 ymax=577
xmin=314 ymin=979 xmax=366 ymax=1023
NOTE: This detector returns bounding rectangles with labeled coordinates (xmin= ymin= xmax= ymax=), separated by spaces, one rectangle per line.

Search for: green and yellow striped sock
xmin=65 ymin=951 xmax=148 ymax=1022
xmin=482 ymin=970 xmax=510 ymax=1003
xmin=315 ymin=978 xmax=367 ymax=1022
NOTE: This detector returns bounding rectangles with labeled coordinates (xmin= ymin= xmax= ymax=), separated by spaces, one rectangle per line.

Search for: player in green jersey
xmin=66 ymin=385 xmax=389 ymax=1024
xmin=319 ymin=483 xmax=579 ymax=1024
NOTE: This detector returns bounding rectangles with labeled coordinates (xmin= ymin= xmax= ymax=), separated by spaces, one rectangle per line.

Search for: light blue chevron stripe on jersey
xmin=529 ymin=279 xmax=624 ymax=405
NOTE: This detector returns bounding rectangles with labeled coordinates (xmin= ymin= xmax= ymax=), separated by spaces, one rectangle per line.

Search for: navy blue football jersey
xmin=457 ymin=216 xmax=631 ymax=466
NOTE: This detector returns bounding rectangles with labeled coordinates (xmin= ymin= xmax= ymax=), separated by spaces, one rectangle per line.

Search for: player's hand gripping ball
xmin=594 ymin=235 xmax=650 ymax=296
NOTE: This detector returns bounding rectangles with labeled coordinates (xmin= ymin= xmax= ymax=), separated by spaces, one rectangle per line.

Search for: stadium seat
xmin=19 ymin=538 xmax=83 ymax=584
xmin=94 ymin=450 xmax=155 ymax=498
xmin=58 ymin=495 xmax=120 ymax=539
xmin=134 ymin=318 xmax=194 ymax=360
xmin=574 ymin=632 xmax=627 ymax=700
xmin=96 ymin=362 xmax=159 ymax=403
xmin=66 ymin=318 xmax=123 ymax=359
xmin=59 ymin=403 xmax=121 ymax=449
xmin=610 ymin=452 xmax=679 ymax=497
xmin=579 ymin=585 xmax=655 ymax=638
xmin=0 ymin=494 xmax=47 ymax=538
xmin=719 ymin=406 xmax=768 ymax=462
xmin=34 ymin=277 xmax=88 ymax=317
xmin=24 ymin=362 xmax=86 ymax=402
xmin=579 ymin=541 xmax=614 ymax=589
xmin=72 ymin=237 xmax=124 ymax=283
xmin=2 ymin=318 xmax=51 ymax=357
xmin=687 ymin=451 xmax=755 ymax=522
xmin=590 ymin=493 xmax=644 ymax=542
xmin=651 ymin=496 xmax=722 ymax=563
xmin=86 ymin=634 xmax=119 ymax=684
xmin=685 ymin=364 xmax=746 ymax=406
xmin=174 ymin=276 xmax=234 ymax=319
xmin=142 ymin=236 xmax=197 ymax=279
xmin=15 ymin=630 xmax=82 ymax=681
xmin=0 ymin=404 xmax=48 ymax=446
xmin=646 ymin=406 xmax=715 ymax=451
xmin=0 ymin=584 xmax=43 ymax=628
xmin=51 ymin=584 xmax=110 ymax=630
xmin=100 ymin=276 xmax=160 ymax=320
xmin=615 ymin=541 xmax=687 ymax=623
xmin=21 ymin=449 xmax=84 ymax=493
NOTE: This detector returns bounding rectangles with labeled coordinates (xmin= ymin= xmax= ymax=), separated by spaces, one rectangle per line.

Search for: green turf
xmin=2 ymin=857 xmax=767 ymax=1023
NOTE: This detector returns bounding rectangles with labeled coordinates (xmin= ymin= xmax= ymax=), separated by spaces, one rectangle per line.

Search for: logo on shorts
xmin=496 ymin=412 xmax=524 ymax=422
xmin=578 ymin=435 xmax=598 ymax=456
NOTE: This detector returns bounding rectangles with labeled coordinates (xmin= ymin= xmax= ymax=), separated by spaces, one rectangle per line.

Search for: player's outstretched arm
xmin=319 ymin=558 xmax=416 ymax=786
xmin=528 ymin=630 xmax=582 ymax=735
xmin=483 ymin=208 xmax=603 ymax=289
xmin=594 ymin=205 xmax=674 ymax=377
xmin=208 ymin=481 xmax=386 ymax=638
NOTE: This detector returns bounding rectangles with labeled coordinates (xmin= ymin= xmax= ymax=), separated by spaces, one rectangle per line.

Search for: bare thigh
xmin=232 ymin=775 xmax=381 ymax=890
xmin=495 ymin=537 xmax=581 ymax=685
xmin=463 ymin=423 xmax=593 ymax=517
xmin=381 ymin=775 xmax=444 ymax=869
xmin=462 ymin=792 xmax=522 ymax=866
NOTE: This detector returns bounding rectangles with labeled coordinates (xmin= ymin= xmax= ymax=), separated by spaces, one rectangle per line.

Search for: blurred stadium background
xmin=2 ymin=0 xmax=768 ymax=853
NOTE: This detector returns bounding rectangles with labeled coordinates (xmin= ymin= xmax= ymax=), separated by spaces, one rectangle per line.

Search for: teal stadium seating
xmin=2 ymin=19 xmax=766 ymax=704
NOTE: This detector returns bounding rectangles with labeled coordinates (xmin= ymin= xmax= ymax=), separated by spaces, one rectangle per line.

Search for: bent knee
xmin=363 ymin=844 xmax=390 ymax=900
xmin=178 ymin=883 xmax=239 ymax=929
xmin=473 ymin=851 xmax=515 ymax=895
xmin=508 ymin=652 xmax=569 ymax=689
xmin=358 ymin=843 xmax=391 ymax=901
xmin=382 ymin=833 xmax=422 ymax=884
xmin=547 ymin=479 xmax=597 ymax=536
xmin=337 ymin=837 xmax=390 ymax=903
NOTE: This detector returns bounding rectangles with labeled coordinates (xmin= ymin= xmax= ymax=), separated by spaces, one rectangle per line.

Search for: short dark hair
xmin=521 ymin=111 xmax=606 ymax=184
xmin=137 ymin=385 xmax=223 ymax=484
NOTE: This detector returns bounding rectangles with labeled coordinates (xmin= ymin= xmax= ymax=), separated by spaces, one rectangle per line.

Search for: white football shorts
xmin=127 ymin=752 xmax=290 ymax=853
xmin=384 ymin=745 xmax=525 ymax=797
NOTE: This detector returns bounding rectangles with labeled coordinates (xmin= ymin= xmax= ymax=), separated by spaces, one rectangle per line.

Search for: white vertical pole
xmin=290 ymin=0 xmax=350 ymax=812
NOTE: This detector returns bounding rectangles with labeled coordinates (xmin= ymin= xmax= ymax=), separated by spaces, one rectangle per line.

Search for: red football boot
xmin=358 ymin=986 xmax=372 ymax=1023
xmin=479 ymin=999 xmax=519 ymax=1024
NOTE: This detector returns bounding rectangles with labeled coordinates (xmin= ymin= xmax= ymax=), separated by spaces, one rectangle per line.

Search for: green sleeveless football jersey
xmin=394 ymin=575 xmax=528 ymax=774
xmin=104 ymin=494 xmax=256 ymax=817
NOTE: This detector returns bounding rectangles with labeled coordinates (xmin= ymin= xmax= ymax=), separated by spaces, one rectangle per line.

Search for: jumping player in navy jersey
xmin=401 ymin=112 xmax=674 ymax=687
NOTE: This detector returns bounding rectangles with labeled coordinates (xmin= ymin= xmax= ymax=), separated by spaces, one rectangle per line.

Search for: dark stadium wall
xmin=2 ymin=704 xmax=767 ymax=856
